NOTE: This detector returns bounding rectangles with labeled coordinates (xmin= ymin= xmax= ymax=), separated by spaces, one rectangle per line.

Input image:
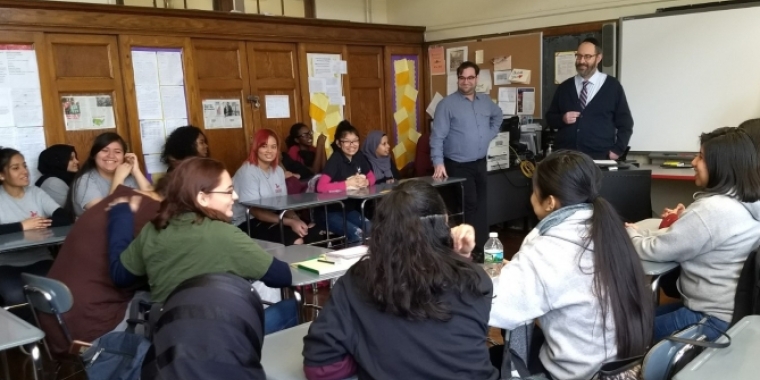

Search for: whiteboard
xmin=619 ymin=5 xmax=760 ymax=152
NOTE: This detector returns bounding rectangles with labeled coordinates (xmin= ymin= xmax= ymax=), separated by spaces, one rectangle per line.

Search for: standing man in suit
xmin=546 ymin=37 xmax=634 ymax=160
xmin=431 ymin=61 xmax=503 ymax=253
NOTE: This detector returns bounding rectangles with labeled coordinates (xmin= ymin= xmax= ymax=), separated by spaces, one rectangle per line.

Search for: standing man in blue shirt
xmin=431 ymin=61 xmax=503 ymax=252
xmin=546 ymin=37 xmax=633 ymax=160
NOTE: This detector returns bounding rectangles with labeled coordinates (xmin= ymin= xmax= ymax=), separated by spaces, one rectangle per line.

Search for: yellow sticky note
xmin=395 ymin=71 xmax=410 ymax=86
xmin=315 ymin=120 xmax=328 ymax=134
xmin=394 ymin=144 xmax=408 ymax=168
xmin=401 ymin=96 xmax=416 ymax=112
xmin=309 ymin=103 xmax=326 ymax=122
xmin=311 ymin=93 xmax=329 ymax=111
xmin=325 ymin=112 xmax=342 ymax=128
xmin=394 ymin=59 xmax=409 ymax=73
xmin=403 ymin=85 xmax=418 ymax=102
xmin=397 ymin=119 xmax=411 ymax=136
xmin=403 ymin=137 xmax=416 ymax=156
xmin=393 ymin=108 xmax=409 ymax=126
xmin=327 ymin=126 xmax=337 ymax=139
xmin=408 ymin=128 xmax=421 ymax=144
xmin=326 ymin=105 xmax=340 ymax=115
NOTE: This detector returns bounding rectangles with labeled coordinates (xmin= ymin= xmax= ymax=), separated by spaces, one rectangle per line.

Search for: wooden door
xmin=346 ymin=46 xmax=386 ymax=140
xmin=245 ymin=42 xmax=303 ymax=144
xmin=190 ymin=39 xmax=252 ymax=173
xmin=43 ymin=34 xmax=129 ymax=163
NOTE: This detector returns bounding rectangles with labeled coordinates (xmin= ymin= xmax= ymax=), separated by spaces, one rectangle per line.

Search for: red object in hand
xmin=659 ymin=213 xmax=679 ymax=229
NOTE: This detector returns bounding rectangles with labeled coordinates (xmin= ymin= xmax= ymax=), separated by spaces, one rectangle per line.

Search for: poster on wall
xmin=446 ymin=46 xmax=468 ymax=74
xmin=307 ymin=53 xmax=345 ymax=157
xmin=202 ymin=99 xmax=242 ymax=129
xmin=61 ymin=95 xmax=116 ymax=130
xmin=428 ymin=46 xmax=445 ymax=76
xmin=555 ymin=51 xmax=577 ymax=84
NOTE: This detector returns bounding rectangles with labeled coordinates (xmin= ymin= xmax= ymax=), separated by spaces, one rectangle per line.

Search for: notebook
xmin=295 ymin=256 xmax=360 ymax=275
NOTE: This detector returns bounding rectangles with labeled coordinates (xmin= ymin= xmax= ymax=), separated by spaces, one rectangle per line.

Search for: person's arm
xmin=545 ymin=89 xmax=565 ymax=131
xmin=131 ymin=167 xmax=154 ymax=192
xmin=303 ymin=279 xmax=358 ymax=380
xmin=0 ymin=222 xmax=22 ymax=235
xmin=316 ymin=174 xmax=346 ymax=193
xmin=227 ymin=227 xmax=292 ymax=287
xmin=50 ymin=209 xmax=73 ymax=227
xmin=430 ymin=101 xmax=451 ymax=167
xmin=489 ymin=246 xmax=552 ymax=330
xmin=288 ymin=145 xmax=303 ymax=163
xmin=612 ymin=85 xmax=634 ymax=156
xmin=36 ymin=188 xmax=72 ymax=227
xmin=259 ymin=258 xmax=292 ymax=288
xmin=365 ymin=170 xmax=376 ymax=186
xmin=489 ymin=100 xmax=504 ymax=139
xmin=627 ymin=206 xmax=712 ymax=263
xmin=108 ymin=204 xmax=142 ymax=287
xmin=40 ymin=178 xmax=68 ymax=207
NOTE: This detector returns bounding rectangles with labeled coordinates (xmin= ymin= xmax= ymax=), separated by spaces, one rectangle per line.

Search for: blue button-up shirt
xmin=431 ymin=92 xmax=503 ymax=166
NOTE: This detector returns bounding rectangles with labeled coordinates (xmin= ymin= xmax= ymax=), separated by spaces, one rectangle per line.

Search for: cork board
xmin=429 ymin=33 xmax=542 ymax=118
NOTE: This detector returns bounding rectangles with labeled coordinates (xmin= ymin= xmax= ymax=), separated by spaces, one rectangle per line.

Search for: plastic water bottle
xmin=484 ymin=232 xmax=504 ymax=276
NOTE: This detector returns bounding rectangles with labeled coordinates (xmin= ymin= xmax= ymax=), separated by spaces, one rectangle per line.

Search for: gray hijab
xmin=361 ymin=130 xmax=393 ymax=179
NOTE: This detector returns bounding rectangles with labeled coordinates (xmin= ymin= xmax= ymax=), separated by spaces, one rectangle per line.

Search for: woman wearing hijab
xmin=36 ymin=144 xmax=79 ymax=207
xmin=360 ymin=131 xmax=400 ymax=184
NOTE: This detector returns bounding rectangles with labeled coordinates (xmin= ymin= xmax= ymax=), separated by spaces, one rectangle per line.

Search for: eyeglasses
xmin=458 ymin=76 xmax=477 ymax=81
xmin=206 ymin=189 xmax=235 ymax=196
xmin=575 ymin=53 xmax=598 ymax=61
xmin=298 ymin=131 xmax=313 ymax=138
xmin=340 ymin=140 xmax=360 ymax=146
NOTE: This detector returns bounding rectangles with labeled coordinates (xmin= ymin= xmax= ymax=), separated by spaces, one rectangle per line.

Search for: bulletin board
xmin=429 ymin=33 xmax=543 ymax=119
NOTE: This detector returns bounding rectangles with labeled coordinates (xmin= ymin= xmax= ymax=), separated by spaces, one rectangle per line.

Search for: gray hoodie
xmin=490 ymin=207 xmax=617 ymax=380
xmin=628 ymin=193 xmax=760 ymax=322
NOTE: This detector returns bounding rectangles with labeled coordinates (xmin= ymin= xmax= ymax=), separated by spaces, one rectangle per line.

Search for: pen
xmin=318 ymin=259 xmax=335 ymax=265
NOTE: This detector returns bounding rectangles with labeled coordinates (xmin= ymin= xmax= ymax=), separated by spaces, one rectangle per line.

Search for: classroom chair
xmin=641 ymin=324 xmax=703 ymax=380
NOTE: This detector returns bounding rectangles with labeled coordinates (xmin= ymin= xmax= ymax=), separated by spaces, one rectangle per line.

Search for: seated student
xmin=36 ymin=144 xmax=79 ymax=207
xmin=68 ymin=132 xmax=152 ymax=216
xmin=490 ymin=151 xmax=653 ymax=379
xmin=303 ymin=180 xmax=497 ymax=380
xmin=231 ymin=129 xmax=309 ymax=245
xmin=414 ymin=132 xmax=434 ymax=177
xmin=38 ymin=185 xmax=161 ymax=355
xmin=360 ymin=130 xmax=400 ymax=184
xmin=0 ymin=148 xmax=73 ymax=313
xmin=315 ymin=121 xmax=374 ymax=244
xmin=161 ymin=125 xmax=209 ymax=171
xmin=627 ymin=127 xmax=760 ymax=341
xmin=285 ymin=122 xmax=326 ymax=175
xmin=107 ymin=157 xmax=291 ymax=304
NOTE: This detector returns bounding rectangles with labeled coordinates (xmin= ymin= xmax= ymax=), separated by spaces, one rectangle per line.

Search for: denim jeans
xmin=654 ymin=302 xmax=729 ymax=342
xmin=264 ymin=299 xmax=299 ymax=335
xmin=315 ymin=209 xmax=370 ymax=245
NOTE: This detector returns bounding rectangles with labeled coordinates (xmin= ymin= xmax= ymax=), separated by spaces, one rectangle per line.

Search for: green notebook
xmin=295 ymin=258 xmax=350 ymax=275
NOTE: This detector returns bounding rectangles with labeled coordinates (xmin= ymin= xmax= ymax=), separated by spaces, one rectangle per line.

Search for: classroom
xmin=1 ymin=0 xmax=760 ymax=379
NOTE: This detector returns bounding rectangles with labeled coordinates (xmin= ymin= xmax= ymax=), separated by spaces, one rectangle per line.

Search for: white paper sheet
xmin=136 ymin=85 xmax=162 ymax=120
xmin=493 ymin=55 xmax=512 ymax=71
xmin=157 ymin=51 xmax=184 ymax=86
xmin=476 ymin=69 xmax=492 ymax=93
xmin=203 ymin=99 xmax=242 ymax=129
xmin=160 ymin=86 xmax=187 ymax=120
xmin=498 ymin=101 xmax=516 ymax=115
xmin=5 ymin=50 xmax=40 ymax=89
xmin=494 ymin=70 xmax=512 ymax=85
xmin=140 ymin=120 xmax=165 ymax=154
xmin=426 ymin=92 xmax=444 ymax=118
xmin=0 ymin=87 xmax=13 ymax=127
xmin=311 ymin=56 xmax=335 ymax=78
xmin=555 ymin=51 xmax=577 ymax=84
xmin=11 ymin=88 xmax=42 ymax=127
xmin=446 ymin=74 xmax=458 ymax=95
xmin=498 ymin=87 xmax=517 ymax=102
xmin=517 ymin=87 xmax=535 ymax=115
xmin=143 ymin=153 xmax=168 ymax=175
xmin=0 ymin=52 xmax=8 ymax=87
xmin=331 ymin=60 xmax=347 ymax=75
xmin=15 ymin=126 xmax=46 ymax=182
xmin=62 ymin=95 xmax=116 ymax=130
xmin=164 ymin=118 xmax=187 ymax=137
xmin=131 ymin=51 xmax=160 ymax=86
xmin=265 ymin=95 xmax=290 ymax=119
xmin=308 ymin=77 xmax=326 ymax=94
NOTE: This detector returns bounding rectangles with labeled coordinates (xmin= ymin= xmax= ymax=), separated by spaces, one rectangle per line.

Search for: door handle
xmin=247 ymin=95 xmax=260 ymax=109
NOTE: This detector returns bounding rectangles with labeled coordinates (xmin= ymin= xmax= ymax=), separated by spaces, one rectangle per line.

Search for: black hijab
xmin=36 ymin=144 xmax=76 ymax=187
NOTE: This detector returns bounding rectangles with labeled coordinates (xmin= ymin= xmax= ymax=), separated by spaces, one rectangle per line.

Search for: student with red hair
xmin=231 ymin=129 xmax=310 ymax=245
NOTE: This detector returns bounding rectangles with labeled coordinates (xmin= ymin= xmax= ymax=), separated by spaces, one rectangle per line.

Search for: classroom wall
xmin=386 ymin=0 xmax=719 ymax=41
xmin=316 ymin=0 xmax=387 ymax=23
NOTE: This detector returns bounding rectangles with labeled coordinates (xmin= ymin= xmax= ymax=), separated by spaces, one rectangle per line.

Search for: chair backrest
xmin=599 ymin=169 xmax=653 ymax=222
xmin=731 ymin=248 xmax=760 ymax=326
xmin=21 ymin=273 xmax=74 ymax=315
xmin=306 ymin=173 xmax=322 ymax=194
xmin=642 ymin=325 xmax=701 ymax=380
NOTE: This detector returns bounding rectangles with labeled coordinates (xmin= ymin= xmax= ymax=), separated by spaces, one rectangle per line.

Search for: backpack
xmin=82 ymin=322 xmax=151 ymax=380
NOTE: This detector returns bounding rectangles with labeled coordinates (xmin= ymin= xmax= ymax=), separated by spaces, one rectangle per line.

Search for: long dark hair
xmin=349 ymin=180 xmax=484 ymax=321
xmin=700 ymin=127 xmax=760 ymax=201
xmin=152 ymin=157 xmax=230 ymax=229
xmin=285 ymin=123 xmax=309 ymax=148
xmin=738 ymin=118 xmax=760 ymax=154
xmin=331 ymin=120 xmax=358 ymax=152
xmin=533 ymin=151 xmax=653 ymax=357
xmin=64 ymin=132 xmax=128 ymax=215
xmin=161 ymin=126 xmax=207 ymax=167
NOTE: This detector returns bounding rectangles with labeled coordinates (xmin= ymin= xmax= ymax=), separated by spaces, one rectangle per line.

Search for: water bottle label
xmin=485 ymin=249 xmax=503 ymax=264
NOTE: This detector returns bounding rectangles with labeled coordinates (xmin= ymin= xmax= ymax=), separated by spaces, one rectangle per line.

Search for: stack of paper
xmin=296 ymin=256 xmax=360 ymax=275
xmin=325 ymin=245 xmax=368 ymax=262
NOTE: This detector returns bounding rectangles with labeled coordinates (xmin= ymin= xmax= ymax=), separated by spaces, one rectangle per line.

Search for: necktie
xmin=579 ymin=81 xmax=590 ymax=110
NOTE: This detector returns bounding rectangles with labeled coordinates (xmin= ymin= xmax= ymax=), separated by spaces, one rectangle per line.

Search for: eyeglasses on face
xmin=206 ymin=189 xmax=235 ymax=196
xmin=298 ymin=131 xmax=313 ymax=138
xmin=340 ymin=140 xmax=360 ymax=146
xmin=458 ymin=76 xmax=477 ymax=81
xmin=575 ymin=53 xmax=598 ymax=61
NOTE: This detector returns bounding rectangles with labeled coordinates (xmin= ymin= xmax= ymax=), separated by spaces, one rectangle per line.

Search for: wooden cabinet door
xmin=245 ymin=42 xmax=303 ymax=143
xmin=190 ymin=39 xmax=252 ymax=173
xmin=346 ymin=45 xmax=386 ymax=140
xmin=43 ymin=34 xmax=128 ymax=162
